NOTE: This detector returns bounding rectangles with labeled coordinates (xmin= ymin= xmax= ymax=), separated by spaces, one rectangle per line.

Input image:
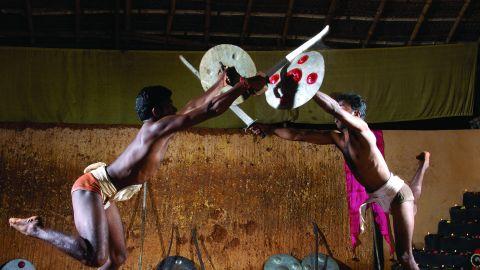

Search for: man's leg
xmin=99 ymin=202 xmax=127 ymax=270
xmin=390 ymin=201 xmax=419 ymax=270
xmin=9 ymin=190 xmax=109 ymax=267
xmin=409 ymin=151 xmax=430 ymax=203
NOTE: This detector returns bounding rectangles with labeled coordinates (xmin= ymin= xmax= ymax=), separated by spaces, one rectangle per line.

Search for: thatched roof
xmin=0 ymin=0 xmax=479 ymax=50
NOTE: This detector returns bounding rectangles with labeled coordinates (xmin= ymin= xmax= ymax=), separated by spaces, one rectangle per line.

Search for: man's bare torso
xmin=105 ymin=122 xmax=171 ymax=190
xmin=332 ymin=126 xmax=391 ymax=192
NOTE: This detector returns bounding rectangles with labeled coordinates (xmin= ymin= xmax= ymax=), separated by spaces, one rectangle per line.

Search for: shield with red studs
xmin=1 ymin=259 xmax=35 ymax=270
xmin=265 ymin=51 xmax=325 ymax=109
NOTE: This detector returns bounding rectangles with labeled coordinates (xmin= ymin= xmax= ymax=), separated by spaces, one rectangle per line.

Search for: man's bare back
xmin=106 ymin=124 xmax=173 ymax=190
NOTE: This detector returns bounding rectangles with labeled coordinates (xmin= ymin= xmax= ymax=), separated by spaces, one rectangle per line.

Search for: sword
xmin=265 ymin=25 xmax=330 ymax=77
xmin=179 ymin=55 xmax=209 ymax=85
xmin=179 ymin=55 xmax=266 ymax=138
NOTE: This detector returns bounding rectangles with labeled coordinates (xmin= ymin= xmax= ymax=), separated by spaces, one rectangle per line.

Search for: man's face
xmin=162 ymin=99 xmax=177 ymax=115
xmin=334 ymin=100 xmax=355 ymax=130
xmin=156 ymin=99 xmax=177 ymax=118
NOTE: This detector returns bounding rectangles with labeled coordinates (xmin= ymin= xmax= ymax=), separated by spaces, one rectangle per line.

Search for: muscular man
xmin=9 ymin=69 xmax=266 ymax=269
xmin=251 ymin=92 xmax=429 ymax=270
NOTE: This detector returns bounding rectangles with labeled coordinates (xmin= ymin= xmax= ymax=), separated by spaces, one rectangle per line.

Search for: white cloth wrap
xmin=359 ymin=174 xmax=405 ymax=233
xmin=84 ymin=162 xmax=142 ymax=209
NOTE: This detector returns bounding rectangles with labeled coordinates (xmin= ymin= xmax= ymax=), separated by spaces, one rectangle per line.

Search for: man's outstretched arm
xmin=151 ymin=75 xmax=266 ymax=138
xmin=178 ymin=67 xmax=242 ymax=115
xmin=313 ymin=91 xmax=367 ymax=132
xmin=250 ymin=123 xmax=336 ymax=145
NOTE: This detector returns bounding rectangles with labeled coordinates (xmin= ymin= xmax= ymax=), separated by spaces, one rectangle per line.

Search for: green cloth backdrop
xmin=0 ymin=43 xmax=476 ymax=127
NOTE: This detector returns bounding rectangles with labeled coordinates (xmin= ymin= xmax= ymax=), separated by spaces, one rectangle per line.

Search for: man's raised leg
xmin=409 ymin=151 xmax=430 ymax=202
xmin=390 ymin=201 xmax=419 ymax=270
xmin=99 ymin=202 xmax=127 ymax=270
xmin=9 ymin=190 xmax=110 ymax=267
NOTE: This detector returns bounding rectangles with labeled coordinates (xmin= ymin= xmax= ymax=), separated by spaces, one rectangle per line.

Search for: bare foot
xmin=416 ymin=151 xmax=430 ymax=168
xmin=9 ymin=216 xmax=43 ymax=236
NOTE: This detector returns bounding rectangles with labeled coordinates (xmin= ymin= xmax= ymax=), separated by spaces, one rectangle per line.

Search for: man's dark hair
xmin=332 ymin=92 xmax=367 ymax=119
xmin=135 ymin=85 xmax=172 ymax=121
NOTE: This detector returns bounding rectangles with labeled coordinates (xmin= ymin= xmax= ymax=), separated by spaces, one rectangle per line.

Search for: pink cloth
xmin=343 ymin=130 xmax=394 ymax=254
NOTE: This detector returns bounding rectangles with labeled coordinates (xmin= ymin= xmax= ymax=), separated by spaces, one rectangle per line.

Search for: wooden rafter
xmin=407 ymin=0 xmax=432 ymax=46
xmin=114 ymin=0 xmax=120 ymax=49
xmin=0 ymin=30 xmax=446 ymax=48
xmin=124 ymin=0 xmax=132 ymax=48
xmin=165 ymin=0 xmax=176 ymax=43
xmin=446 ymin=0 xmax=471 ymax=43
xmin=204 ymin=0 xmax=211 ymax=44
xmin=125 ymin=0 xmax=132 ymax=32
xmin=75 ymin=0 xmax=81 ymax=45
xmin=281 ymin=0 xmax=295 ymax=46
xmin=2 ymin=8 xmax=464 ymax=22
xmin=324 ymin=0 xmax=337 ymax=27
xmin=240 ymin=0 xmax=253 ymax=45
xmin=363 ymin=0 xmax=386 ymax=48
xmin=25 ymin=0 xmax=34 ymax=45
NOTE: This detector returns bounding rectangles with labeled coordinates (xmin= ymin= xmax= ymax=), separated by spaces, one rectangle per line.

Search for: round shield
xmin=265 ymin=51 xmax=325 ymax=110
xmin=156 ymin=256 xmax=197 ymax=270
xmin=199 ymin=44 xmax=257 ymax=105
xmin=264 ymin=254 xmax=302 ymax=270
xmin=1 ymin=259 xmax=35 ymax=270
xmin=471 ymin=249 xmax=480 ymax=267
xmin=301 ymin=253 xmax=339 ymax=270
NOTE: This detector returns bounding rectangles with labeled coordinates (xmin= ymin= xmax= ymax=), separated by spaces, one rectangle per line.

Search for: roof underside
xmin=0 ymin=0 xmax=479 ymax=51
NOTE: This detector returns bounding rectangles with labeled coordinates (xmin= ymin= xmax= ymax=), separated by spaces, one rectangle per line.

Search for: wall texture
xmin=0 ymin=126 xmax=373 ymax=269
xmin=1 ymin=127 xmax=479 ymax=269
xmin=383 ymin=130 xmax=480 ymax=247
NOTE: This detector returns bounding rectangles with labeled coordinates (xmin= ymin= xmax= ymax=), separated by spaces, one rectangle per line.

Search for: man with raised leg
xmin=250 ymin=91 xmax=429 ymax=270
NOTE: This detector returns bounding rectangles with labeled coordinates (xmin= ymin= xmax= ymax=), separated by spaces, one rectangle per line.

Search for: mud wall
xmin=0 ymin=126 xmax=373 ymax=269
xmin=383 ymin=130 xmax=480 ymax=247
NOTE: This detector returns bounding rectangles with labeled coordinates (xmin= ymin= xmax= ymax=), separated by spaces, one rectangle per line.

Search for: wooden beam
xmin=240 ymin=0 xmax=253 ymax=45
xmin=407 ymin=0 xmax=432 ymax=46
xmin=324 ymin=0 xmax=337 ymax=27
xmin=125 ymin=0 xmax=132 ymax=32
xmin=2 ymin=8 xmax=464 ymax=22
xmin=124 ymin=0 xmax=132 ymax=48
xmin=25 ymin=0 xmax=34 ymax=45
xmin=114 ymin=0 xmax=120 ymax=49
xmin=0 ymin=30 xmax=445 ymax=47
xmin=281 ymin=0 xmax=295 ymax=46
xmin=363 ymin=0 xmax=386 ymax=48
xmin=75 ymin=0 xmax=81 ymax=45
xmin=446 ymin=0 xmax=471 ymax=43
xmin=204 ymin=0 xmax=211 ymax=45
xmin=165 ymin=0 xmax=176 ymax=43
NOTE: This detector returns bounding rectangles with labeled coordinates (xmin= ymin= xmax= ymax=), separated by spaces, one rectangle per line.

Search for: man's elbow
xmin=206 ymin=101 xmax=227 ymax=117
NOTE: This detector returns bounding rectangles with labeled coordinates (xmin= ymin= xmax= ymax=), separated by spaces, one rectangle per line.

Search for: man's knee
xmin=111 ymin=249 xmax=128 ymax=266
xmin=77 ymin=238 xmax=109 ymax=267
xmin=84 ymin=246 xmax=109 ymax=267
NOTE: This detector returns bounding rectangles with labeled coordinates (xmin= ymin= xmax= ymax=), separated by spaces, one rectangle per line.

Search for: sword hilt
xmin=244 ymin=120 xmax=266 ymax=139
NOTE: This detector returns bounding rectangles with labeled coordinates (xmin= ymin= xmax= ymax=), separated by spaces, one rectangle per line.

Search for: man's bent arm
xmin=313 ymin=91 xmax=367 ymax=132
xmin=177 ymin=73 xmax=227 ymax=115
xmin=150 ymin=80 xmax=253 ymax=138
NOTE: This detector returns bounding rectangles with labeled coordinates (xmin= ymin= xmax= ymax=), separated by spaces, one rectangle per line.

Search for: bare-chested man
xmin=9 ymin=69 xmax=266 ymax=269
xmin=250 ymin=91 xmax=429 ymax=270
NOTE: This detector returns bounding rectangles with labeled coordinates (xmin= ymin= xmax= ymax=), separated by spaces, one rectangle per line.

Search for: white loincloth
xmin=84 ymin=162 xmax=142 ymax=209
xmin=359 ymin=173 xmax=405 ymax=233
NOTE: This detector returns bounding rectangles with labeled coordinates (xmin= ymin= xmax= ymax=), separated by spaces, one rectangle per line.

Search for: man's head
xmin=332 ymin=92 xmax=367 ymax=129
xmin=135 ymin=85 xmax=176 ymax=121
